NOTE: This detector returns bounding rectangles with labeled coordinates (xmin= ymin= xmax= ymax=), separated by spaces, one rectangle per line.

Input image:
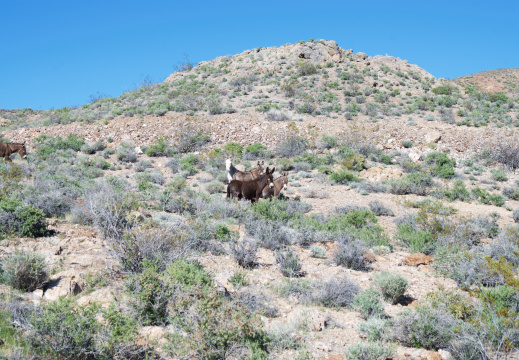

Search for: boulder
xmin=404 ymin=253 xmax=433 ymax=266
xmin=425 ymin=131 xmax=442 ymax=144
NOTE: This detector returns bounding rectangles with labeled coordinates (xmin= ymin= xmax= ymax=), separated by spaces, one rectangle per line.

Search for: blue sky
xmin=1 ymin=0 xmax=517 ymax=110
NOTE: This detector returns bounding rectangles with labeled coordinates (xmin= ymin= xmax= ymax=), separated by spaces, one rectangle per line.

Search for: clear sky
xmin=1 ymin=0 xmax=517 ymax=110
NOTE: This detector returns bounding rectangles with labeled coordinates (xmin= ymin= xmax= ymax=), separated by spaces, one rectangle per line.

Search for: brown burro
xmin=0 ymin=142 xmax=27 ymax=161
xmin=227 ymin=167 xmax=275 ymax=203
xmin=262 ymin=172 xmax=289 ymax=199
xmin=226 ymin=158 xmax=264 ymax=183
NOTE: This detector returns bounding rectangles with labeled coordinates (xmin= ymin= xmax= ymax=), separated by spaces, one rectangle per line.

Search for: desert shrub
xmin=392 ymin=306 xmax=456 ymax=350
xmin=144 ymin=137 xmax=175 ymax=157
xmin=245 ymin=217 xmax=293 ymax=250
xmin=235 ymin=289 xmax=278 ymax=318
xmin=116 ymin=142 xmax=137 ymax=163
xmin=166 ymin=286 xmax=268 ymax=359
xmin=471 ymin=187 xmax=505 ymax=206
xmin=0 ymin=198 xmax=48 ymax=237
xmin=275 ymin=248 xmax=302 ymax=278
xmin=231 ymin=239 xmax=258 ymax=269
xmin=358 ymin=317 xmax=391 ymax=341
xmin=125 ymin=261 xmax=171 ymax=326
xmin=432 ymin=85 xmax=455 ymax=95
xmin=317 ymin=135 xmax=338 ymax=149
xmin=276 ymin=158 xmax=293 ymax=171
xmin=276 ymin=135 xmax=308 ymax=158
xmin=514 ymin=210 xmax=519 ymax=223
xmin=368 ymin=200 xmax=394 ymax=216
xmin=490 ymin=168 xmax=508 ymax=182
xmin=165 ymin=158 xmax=180 ymax=173
xmin=223 ymin=142 xmax=243 ymax=158
xmin=165 ymin=259 xmax=212 ymax=288
xmin=243 ymin=142 xmax=267 ymax=160
xmin=309 ymin=245 xmax=326 ymax=258
xmin=0 ymin=253 xmax=48 ymax=292
xmin=102 ymin=148 xmax=115 ymax=158
xmin=373 ymin=271 xmax=408 ymax=304
xmin=424 ymin=289 xmax=474 ymax=320
xmin=265 ymin=109 xmax=294 ymax=121
xmin=205 ymin=180 xmax=223 ymax=195
xmin=252 ymin=198 xmax=311 ymax=222
xmin=174 ymin=125 xmax=210 ymax=153
xmin=7 ymin=298 xmax=147 ymax=360
xmin=396 ymin=222 xmax=434 ymax=254
xmin=345 ymin=342 xmax=394 ymax=360
xmin=313 ymin=277 xmax=359 ymax=309
xmin=334 ymin=240 xmax=369 ymax=270
xmin=330 ymin=169 xmax=360 ymax=184
xmin=35 ymin=134 xmax=85 ymax=159
xmin=387 ymin=173 xmax=434 ymax=195
xmin=503 ymin=186 xmax=519 ymax=200
xmin=491 ymin=138 xmax=519 ymax=170
xmin=401 ymin=140 xmax=413 ymax=148
xmin=134 ymin=159 xmax=152 ymax=172
xmin=295 ymin=60 xmax=317 ymax=76
xmin=80 ymin=140 xmax=105 ymax=154
xmin=338 ymin=147 xmax=367 ymax=171
xmin=353 ymin=288 xmax=385 ymax=320
xmin=435 ymin=179 xmax=471 ymax=202
xmin=426 ymin=152 xmax=456 ymax=179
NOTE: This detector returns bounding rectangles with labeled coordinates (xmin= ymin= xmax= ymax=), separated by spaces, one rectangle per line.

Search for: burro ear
xmin=265 ymin=167 xmax=270 ymax=173
xmin=270 ymin=167 xmax=276 ymax=173
xmin=262 ymin=160 xmax=265 ymax=165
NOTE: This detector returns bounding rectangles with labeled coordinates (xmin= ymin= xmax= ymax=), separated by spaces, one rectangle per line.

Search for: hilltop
xmin=454 ymin=68 xmax=519 ymax=99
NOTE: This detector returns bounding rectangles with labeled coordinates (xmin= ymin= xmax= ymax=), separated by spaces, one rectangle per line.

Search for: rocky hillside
xmin=454 ymin=68 xmax=519 ymax=99
xmin=0 ymin=39 xmax=519 ymax=360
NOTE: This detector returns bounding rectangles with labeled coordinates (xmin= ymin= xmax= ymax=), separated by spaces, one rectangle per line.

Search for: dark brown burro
xmin=262 ymin=172 xmax=289 ymax=199
xmin=227 ymin=167 xmax=275 ymax=203
xmin=0 ymin=142 xmax=26 ymax=161
xmin=226 ymin=159 xmax=264 ymax=182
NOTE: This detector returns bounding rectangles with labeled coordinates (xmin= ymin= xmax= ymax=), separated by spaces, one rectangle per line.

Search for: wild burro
xmin=227 ymin=167 xmax=275 ymax=203
xmin=0 ymin=141 xmax=27 ymax=161
xmin=226 ymin=158 xmax=264 ymax=182
xmin=262 ymin=172 xmax=289 ymax=199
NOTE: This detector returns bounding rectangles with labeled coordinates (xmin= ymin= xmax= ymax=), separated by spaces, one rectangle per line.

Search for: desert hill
xmin=454 ymin=68 xmax=519 ymax=99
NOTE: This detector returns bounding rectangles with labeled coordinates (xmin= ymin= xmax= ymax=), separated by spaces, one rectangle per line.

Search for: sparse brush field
xmin=1 ymin=39 xmax=519 ymax=360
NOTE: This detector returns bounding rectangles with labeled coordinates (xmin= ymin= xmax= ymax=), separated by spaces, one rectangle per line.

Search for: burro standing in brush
xmin=227 ymin=167 xmax=275 ymax=203
xmin=0 ymin=141 xmax=26 ymax=161
xmin=262 ymin=172 xmax=289 ymax=199
xmin=226 ymin=158 xmax=264 ymax=183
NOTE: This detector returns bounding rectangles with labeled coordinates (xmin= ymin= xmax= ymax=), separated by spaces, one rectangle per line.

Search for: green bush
xmin=387 ymin=173 xmax=434 ymax=195
xmin=392 ymin=306 xmax=455 ymax=350
xmin=426 ymin=152 xmax=456 ymax=179
xmin=35 ymin=135 xmax=85 ymax=159
xmin=165 ymin=259 xmax=212 ymax=288
xmin=167 ymin=286 xmax=268 ymax=359
xmin=0 ymin=198 xmax=48 ymax=237
xmin=1 ymin=252 xmax=48 ymax=291
xmin=144 ymin=137 xmax=175 ymax=157
xmin=358 ymin=317 xmax=391 ymax=341
xmin=330 ymin=169 xmax=360 ymax=184
xmin=401 ymin=140 xmax=413 ymax=148
xmin=396 ymin=223 xmax=434 ymax=254
xmin=352 ymin=288 xmax=385 ymax=319
xmin=243 ymin=142 xmax=267 ymax=159
xmin=345 ymin=342 xmax=393 ymax=360
xmin=435 ymin=179 xmax=471 ymax=202
xmin=490 ymin=169 xmax=508 ymax=182
xmin=373 ymin=271 xmax=408 ymax=304
xmin=223 ymin=142 xmax=244 ymax=158
xmin=275 ymin=248 xmax=302 ymax=278
xmin=14 ymin=298 xmax=147 ymax=360
xmin=125 ymin=261 xmax=171 ymax=325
